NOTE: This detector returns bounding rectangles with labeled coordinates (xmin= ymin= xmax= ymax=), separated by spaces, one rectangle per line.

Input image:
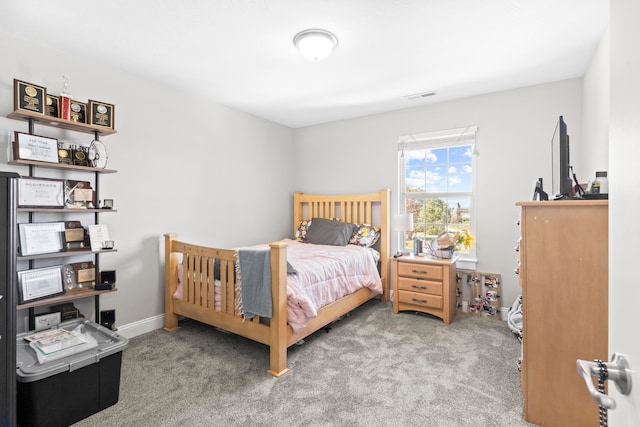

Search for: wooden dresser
xmin=517 ymin=200 xmax=608 ymax=427
xmin=392 ymin=255 xmax=456 ymax=324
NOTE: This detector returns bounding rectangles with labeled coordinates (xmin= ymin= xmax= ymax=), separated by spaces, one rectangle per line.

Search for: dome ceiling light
xmin=293 ymin=29 xmax=338 ymax=61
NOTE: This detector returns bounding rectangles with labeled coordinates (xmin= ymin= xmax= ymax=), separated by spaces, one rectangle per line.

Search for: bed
xmin=163 ymin=189 xmax=390 ymax=376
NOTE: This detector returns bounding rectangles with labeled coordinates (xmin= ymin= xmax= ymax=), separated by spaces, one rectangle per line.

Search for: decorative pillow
xmin=349 ymin=224 xmax=381 ymax=248
xmin=295 ymin=219 xmax=312 ymax=241
xmin=305 ymin=218 xmax=358 ymax=246
xmin=295 ymin=218 xmax=340 ymax=241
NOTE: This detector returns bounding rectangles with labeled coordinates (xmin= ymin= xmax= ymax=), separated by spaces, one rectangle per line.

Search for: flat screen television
xmin=551 ymin=115 xmax=573 ymax=198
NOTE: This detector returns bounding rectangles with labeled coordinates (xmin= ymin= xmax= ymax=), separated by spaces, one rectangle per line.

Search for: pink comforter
xmin=281 ymin=239 xmax=382 ymax=332
xmin=173 ymin=239 xmax=382 ymax=333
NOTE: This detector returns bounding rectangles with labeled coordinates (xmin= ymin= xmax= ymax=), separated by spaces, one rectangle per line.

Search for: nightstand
xmin=392 ymin=255 xmax=457 ymax=324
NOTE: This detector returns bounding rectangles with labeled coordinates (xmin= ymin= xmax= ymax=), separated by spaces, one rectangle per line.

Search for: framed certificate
xmin=13 ymin=132 xmax=59 ymax=163
xmin=17 ymin=178 xmax=65 ymax=208
xmin=88 ymin=224 xmax=110 ymax=251
xmin=17 ymin=266 xmax=64 ymax=304
xmin=18 ymin=222 xmax=66 ymax=256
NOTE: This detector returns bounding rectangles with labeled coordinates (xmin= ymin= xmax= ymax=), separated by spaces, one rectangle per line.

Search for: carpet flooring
xmin=73 ymin=299 xmax=535 ymax=426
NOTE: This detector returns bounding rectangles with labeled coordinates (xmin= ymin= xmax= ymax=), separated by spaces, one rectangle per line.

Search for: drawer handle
xmin=411 ymin=297 xmax=428 ymax=304
xmin=411 ymin=284 xmax=428 ymax=290
xmin=411 ymin=269 xmax=428 ymax=275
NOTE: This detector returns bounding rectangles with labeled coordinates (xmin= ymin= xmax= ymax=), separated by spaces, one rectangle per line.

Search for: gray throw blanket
xmin=237 ymin=248 xmax=273 ymax=319
xmin=236 ymin=249 xmax=298 ymax=320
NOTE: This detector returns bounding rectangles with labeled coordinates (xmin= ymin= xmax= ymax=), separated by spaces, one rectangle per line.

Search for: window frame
xmin=398 ymin=126 xmax=478 ymax=268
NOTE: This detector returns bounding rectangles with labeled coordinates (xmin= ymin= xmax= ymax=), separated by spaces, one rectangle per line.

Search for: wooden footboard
xmin=163 ymin=188 xmax=390 ymax=376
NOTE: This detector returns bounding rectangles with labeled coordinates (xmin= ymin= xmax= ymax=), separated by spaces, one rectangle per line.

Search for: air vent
xmin=405 ymin=91 xmax=437 ymax=100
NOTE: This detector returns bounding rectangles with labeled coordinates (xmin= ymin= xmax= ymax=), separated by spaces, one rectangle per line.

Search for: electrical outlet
xmin=34 ymin=312 xmax=61 ymax=331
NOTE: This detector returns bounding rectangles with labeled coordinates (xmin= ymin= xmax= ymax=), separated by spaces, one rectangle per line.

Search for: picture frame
xmin=13 ymin=79 xmax=46 ymax=115
xmin=46 ymin=94 xmax=60 ymax=118
xmin=17 ymin=266 xmax=64 ymax=304
xmin=88 ymin=99 xmax=115 ymax=129
xmin=17 ymin=177 xmax=65 ymax=208
xmin=70 ymin=100 xmax=87 ymax=124
xmin=18 ymin=222 xmax=66 ymax=256
xmin=13 ymin=131 xmax=59 ymax=163
xmin=88 ymin=224 xmax=110 ymax=251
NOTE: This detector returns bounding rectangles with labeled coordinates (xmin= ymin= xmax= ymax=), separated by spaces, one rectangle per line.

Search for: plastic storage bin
xmin=16 ymin=319 xmax=128 ymax=427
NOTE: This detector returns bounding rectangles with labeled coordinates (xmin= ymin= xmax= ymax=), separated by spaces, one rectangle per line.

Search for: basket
xmin=427 ymin=241 xmax=456 ymax=259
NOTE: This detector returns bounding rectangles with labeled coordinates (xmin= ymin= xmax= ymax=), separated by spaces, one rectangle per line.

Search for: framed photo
xmin=18 ymin=222 xmax=66 ymax=256
xmin=13 ymin=132 xmax=59 ymax=163
xmin=88 ymin=99 xmax=115 ymax=129
xmin=13 ymin=79 xmax=46 ymax=115
xmin=17 ymin=178 xmax=65 ymax=208
xmin=17 ymin=266 xmax=64 ymax=304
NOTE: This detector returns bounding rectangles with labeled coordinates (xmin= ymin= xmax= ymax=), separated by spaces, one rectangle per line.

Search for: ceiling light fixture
xmin=293 ymin=29 xmax=338 ymax=61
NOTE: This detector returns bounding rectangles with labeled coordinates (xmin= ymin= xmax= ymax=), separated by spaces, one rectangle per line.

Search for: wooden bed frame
xmin=164 ymin=189 xmax=390 ymax=376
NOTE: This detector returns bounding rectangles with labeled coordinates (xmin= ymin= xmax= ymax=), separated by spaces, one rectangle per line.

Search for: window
xmin=398 ymin=126 xmax=477 ymax=263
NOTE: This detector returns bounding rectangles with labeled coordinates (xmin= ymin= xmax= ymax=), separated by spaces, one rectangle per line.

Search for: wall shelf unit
xmin=7 ymin=109 xmax=118 ymax=330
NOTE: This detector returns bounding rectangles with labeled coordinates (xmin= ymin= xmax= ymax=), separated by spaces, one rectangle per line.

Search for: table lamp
xmin=393 ymin=213 xmax=414 ymax=255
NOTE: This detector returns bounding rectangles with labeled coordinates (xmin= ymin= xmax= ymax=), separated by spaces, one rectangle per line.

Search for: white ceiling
xmin=1 ymin=0 xmax=608 ymax=128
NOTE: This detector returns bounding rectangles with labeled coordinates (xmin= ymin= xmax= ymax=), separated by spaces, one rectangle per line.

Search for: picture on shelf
xmin=13 ymin=132 xmax=59 ymax=164
xmin=17 ymin=265 xmax=65 ymax=304
xmin=17 ymin=177 xmax=65 ymax=208
xmin=18 ymin=222 xmax=66 ymax=256
xmin=88 ymin=224 xmax=111 ymax=252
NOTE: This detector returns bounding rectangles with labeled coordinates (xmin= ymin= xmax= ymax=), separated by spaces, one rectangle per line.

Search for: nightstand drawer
xmin=397 ymin=277 xmax=442 ymax=296
xmin=397 ymin=262 xmax=442 ymax=280
xmin=397 ymin=290 xmax=443 ymax=309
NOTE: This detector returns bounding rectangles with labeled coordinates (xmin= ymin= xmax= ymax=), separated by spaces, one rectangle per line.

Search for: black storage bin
xmin=16 ymin=319 xmax=128 ymax=427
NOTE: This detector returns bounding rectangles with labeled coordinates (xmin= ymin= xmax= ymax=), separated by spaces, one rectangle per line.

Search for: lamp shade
xmin=293 ymin=29 xmax=338 ymax=61
xmin=393 ymin=213 xmax=414 ymax=232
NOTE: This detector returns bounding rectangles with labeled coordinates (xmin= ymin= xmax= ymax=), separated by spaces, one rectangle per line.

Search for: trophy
xmin=60 ymin=75 xmax=72 ymax=120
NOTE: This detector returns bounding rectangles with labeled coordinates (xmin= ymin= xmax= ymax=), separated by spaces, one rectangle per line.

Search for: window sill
xmin=456 ymin=257 xmax=478 ymax=270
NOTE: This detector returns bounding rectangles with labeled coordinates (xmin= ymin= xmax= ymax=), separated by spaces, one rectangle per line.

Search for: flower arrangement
xmin=454 ymin=229 xmax=474 ymax=251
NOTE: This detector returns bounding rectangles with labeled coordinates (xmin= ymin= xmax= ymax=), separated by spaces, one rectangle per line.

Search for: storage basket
xmin=428 ymin=230 xmax=457 ymax=259
xmin=427 ymin=242 xmax=456 ymax=259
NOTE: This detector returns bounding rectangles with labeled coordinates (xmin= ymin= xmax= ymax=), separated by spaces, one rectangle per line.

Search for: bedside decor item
xmin=13 ymin=132 xmax=59 ymax=163
xmin=392 ymin=213 xmax=413 ymax=255
xmin=14 ymin=79 xmax=46 ymax=115
xmin=88 ymin=100 xmax=115 ymax=129
xmin=293 ymin=29 xmax=338 ymax=61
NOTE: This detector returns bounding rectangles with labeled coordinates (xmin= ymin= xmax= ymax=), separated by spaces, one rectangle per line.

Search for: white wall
xmin=0 ymin=33 xmax=295 ymax=335
xmin=294 ymin=79 xmax=584 ymax=308
xmin=582 ymin=28 xmax=610 ymax=178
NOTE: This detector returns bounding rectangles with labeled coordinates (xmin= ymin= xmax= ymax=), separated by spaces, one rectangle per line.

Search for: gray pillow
xmin=305 ymin=218 xmax=357 ymax=246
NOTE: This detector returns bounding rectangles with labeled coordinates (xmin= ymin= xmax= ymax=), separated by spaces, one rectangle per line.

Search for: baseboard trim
xmin=116 ymin=314 xmax=165 ymax=339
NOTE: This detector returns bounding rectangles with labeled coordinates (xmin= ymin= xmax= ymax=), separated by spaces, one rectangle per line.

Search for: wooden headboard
xmin=292 ymin=189 xmax=391 ymax=301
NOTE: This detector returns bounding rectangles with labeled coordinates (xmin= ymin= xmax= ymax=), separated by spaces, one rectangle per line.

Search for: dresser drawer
xmin=397 ymin=277 xmax=442 ymax=296
xmin=397 ymin=262 xmax=443 ymax=280
xmin=397 ymin=289 xmax=443 ymax=309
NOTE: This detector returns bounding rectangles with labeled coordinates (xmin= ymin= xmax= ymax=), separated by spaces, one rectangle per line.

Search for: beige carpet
xmin=73 ymin=299 xmax=535 ymax=426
